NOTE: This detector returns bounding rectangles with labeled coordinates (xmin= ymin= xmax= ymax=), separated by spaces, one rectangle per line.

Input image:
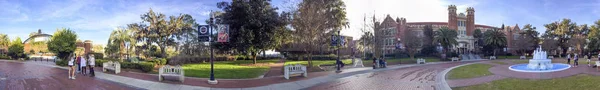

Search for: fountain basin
xmin=509 ymin=63 xmax=571 ymax=73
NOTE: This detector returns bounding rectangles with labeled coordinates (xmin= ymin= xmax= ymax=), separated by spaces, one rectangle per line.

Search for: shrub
xmin=138 ymin=62 xmax=155 ymax=72
xmin=95 ymin=59 xmax=109 ymax=67
xmin=0 ymin=54 xmax=9 ymax=59
xmin=89 ymin=53 xmax=104 ymax=59
xmin=120 ymin=62 xmax=137 ymax=69
xmin=55 ymin=59 xmax=68 ymax=66
xmin=169 ymin=55 xmax=205 ymax=65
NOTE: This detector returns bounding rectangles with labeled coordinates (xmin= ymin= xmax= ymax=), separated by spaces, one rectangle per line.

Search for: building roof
xmin=405 ymin=22 xmax=498 ymax=29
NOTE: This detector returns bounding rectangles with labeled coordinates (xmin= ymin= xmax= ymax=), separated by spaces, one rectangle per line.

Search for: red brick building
xmin=374 ymin=5 xmax=521 ymax=56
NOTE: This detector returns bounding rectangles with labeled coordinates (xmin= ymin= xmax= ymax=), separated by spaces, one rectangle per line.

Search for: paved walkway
xmin=305 ymin=61 xmax=475 ymax=90
xmin=0 ymin=60 xmax=138 ymax=90
xmin=446 ymin=59 xmax=600 ymax=88
xmin=18 ymin=59 xmax=486 ymax=90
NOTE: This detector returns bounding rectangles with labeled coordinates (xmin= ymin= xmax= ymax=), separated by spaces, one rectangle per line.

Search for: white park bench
xmin=548 ymin=56 xmax=554 ymax=59
xmin=284 ymin=64 xmax=307 ymax=79
xmin=451 ymin=57 xmax=460 ymax=62
xmin=417 ymin=58 xmax=426 ymax=64
xmin=490 ymin=56 xmax=497 ymax=60
xmin=103 ymin=61 xmax=121 ymax=74
xmin=520 ymin=56 xmax=526 ymax=59
xmin=159 ymin=65 xmax=185 ymax=82
xmin=353 ymin=58 xmax=364 ymax=67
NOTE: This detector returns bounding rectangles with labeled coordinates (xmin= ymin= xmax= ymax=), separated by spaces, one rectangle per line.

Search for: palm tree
xmin=433 ymin=27 xmax=458 ymax=60
xmin=0 ymin=34 xmax=10 ymax=51
xmin=108 ymin=28 xmax=135 ymax=61
xmin=483 ymin=29 xmax=507 ymax=56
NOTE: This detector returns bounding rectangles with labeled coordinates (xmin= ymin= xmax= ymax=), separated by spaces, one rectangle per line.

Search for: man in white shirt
xmin=81 ymin=55 xmax=87 ymax=76
xmin=89 ymin=55 xmax=95 ymax=77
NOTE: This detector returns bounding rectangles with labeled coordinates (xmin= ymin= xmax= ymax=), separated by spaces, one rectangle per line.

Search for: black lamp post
xmin=207 ymin=11 xmax=218 ymax=84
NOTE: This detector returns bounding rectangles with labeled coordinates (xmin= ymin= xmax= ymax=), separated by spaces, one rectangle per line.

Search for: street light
xmin=207 ymin=11 xmax=218 ymax=84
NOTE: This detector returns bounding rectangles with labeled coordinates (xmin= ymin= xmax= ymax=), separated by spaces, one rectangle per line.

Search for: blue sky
xmin=1 ymin=0 xmax=600 ymax=45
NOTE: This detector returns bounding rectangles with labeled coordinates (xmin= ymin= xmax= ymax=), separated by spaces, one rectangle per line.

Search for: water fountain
xmin=509 ymin=46 xmax=571 ymax=73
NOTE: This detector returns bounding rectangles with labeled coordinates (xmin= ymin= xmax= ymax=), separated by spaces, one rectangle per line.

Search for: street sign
xmin=217 ymin=25 xmax=229 ymax=42
xmin=198 ymin=25 xmax=210 ymax=42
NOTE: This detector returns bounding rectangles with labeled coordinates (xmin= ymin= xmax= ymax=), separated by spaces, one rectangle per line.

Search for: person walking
xmin=68 ymin=55 xmax=76 ymax=80
xmin=574 ymin=53 xmax=579 ymax=67
xmin=588 ymin=53 xmax=592 ymax=67
xmin=372 ymin=57 xmax=377 ymax=69
xmin=81 ymin=55 xmax=87 ymax=76
xmin=89 ymin=54 xmax=95 ymax=77
xmin=76 ymin=56 xmax=81 ymax=74
xmin=567 ymin=53 xmax=571 ymax=64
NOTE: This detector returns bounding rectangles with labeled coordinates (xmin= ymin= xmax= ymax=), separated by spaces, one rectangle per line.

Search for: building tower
xmin=466 ymin=7 xmax=475 ymax=36
xmin=448 ymin=5 xmax=457 ymax=30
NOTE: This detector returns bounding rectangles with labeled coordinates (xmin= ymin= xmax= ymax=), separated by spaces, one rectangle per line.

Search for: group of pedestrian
xmin=372 ymin=56 xmax=387 ymax=69
xmin=68 ymin=54 xmax=96 ymax=80
xmin=566 ymin=53 xmax=600 ymax=68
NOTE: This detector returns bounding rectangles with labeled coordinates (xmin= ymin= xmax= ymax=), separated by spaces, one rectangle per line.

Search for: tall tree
xmin=541 ymin=37 xmax=559 ymax=55
xmin=217 ymin=0 xmax=287 ymax=64
xmin=291 ymin=0 xmax=348 ymax=67
xmin=106 ymin=28 xmax=135 ymax=60
xmin=402 ymin=30 xmax=423 ymax=60
xmin=483 ymin=29 xmax=507 ymax=56
xmin=420 ymin=24 xmax=437 ymax=56
xmin=47 ymin=28 xmax=77 ymax=60
xmin=7 ymin=37 xmax=24 ymax=59
xmin=569 ymin=24 xmax=589 ymax=54
xmin=513 ymin=34 xmax=535 ymax=56
xmin=433 ymin=27 xmax=458 ymax=60
xmin=588 ymin=20 xmax=600 ymax=53
xmin=0 ymin=34 xmax=10 ymax=51
xmin=519 ymin=24 xmax=539 ymax=55
xmin=473 ymin=29 xmax=483 ymax=53
xmin=543 ymin=19 xmax=577 ymax=56
xmin=138 ymin=9 xmax=195 ymax=58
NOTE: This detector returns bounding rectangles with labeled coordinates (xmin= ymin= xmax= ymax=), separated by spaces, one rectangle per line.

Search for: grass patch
xmin=447 ymin=63 xmax=493 ymax=80
xmin=182 ymin=63 xmax=269 ymax=79
xmin=453 ymin=74 xmax=600 ymax=90
xmin=284 ymin=59 xmax=352 ymax=67
xmin=491 ymin=61 xmax=507 ymax=65
xmin=179 ymin=59 xmax=280 ymax=79
xmin=511 ymin=60 xmax=528 ymax=63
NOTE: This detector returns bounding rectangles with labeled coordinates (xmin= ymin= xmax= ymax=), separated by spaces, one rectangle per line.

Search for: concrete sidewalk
xmin=18 ymin=60 xmax=461 ymax=90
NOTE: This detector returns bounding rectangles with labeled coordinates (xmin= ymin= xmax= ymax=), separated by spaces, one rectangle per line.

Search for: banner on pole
xmin=217 ymin=25 xmax=229 ymax=42
xmin=198 ymin=25 xmax=210 ymax=42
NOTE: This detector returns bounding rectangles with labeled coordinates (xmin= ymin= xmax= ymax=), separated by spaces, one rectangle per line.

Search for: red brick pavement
xmin=0 ymin=60 xmax=138 ymax=90
xmin=104 ymin=67 xmax=335 ymax=88
xmin=305 ymin=62 xmax=468 ymax=90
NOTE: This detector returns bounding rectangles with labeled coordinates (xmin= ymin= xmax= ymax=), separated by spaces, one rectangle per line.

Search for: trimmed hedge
xmin=55 ymin=59 xmax=68 ymax=66
xmin=0 ymin=54 xmax=10 ymax=59
xmin=95 ymin=59 xmax=109 ymax=67
xmin=119 ymin=61 xmax=155 ymax=73
xmin=138 ymin=62 xmax=154 ymax=72
xmin=89 ymin=53 xmax=104 ymax=59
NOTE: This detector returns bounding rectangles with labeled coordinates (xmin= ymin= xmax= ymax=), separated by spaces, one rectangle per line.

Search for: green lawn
xmin=453 ymin=74 xmax=600 ymax=90
xmin=182 ymin=63 xmax=270 ymax=79
xmin=180 ymin=59 xmax=279 ymax=79
xmin=495 ymin=56 xmax=531 ymax=59
xmin=284 ymin=59 xmax=353 ymax=67
xmin=511 ymin=60 xmax=529 ymax=64
xmin=447 ymin=63 xmax=493 ymax=80
xmin=491 ymin=61 xmax=507 ymax=65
